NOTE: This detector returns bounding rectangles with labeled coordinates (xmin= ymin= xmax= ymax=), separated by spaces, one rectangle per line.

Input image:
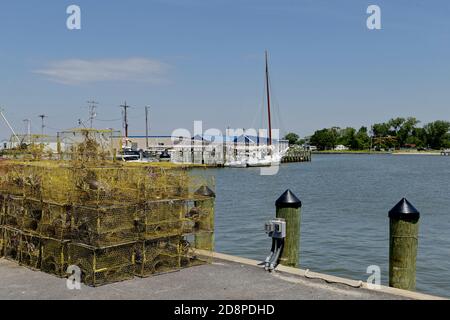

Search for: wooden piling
xmin=389 ymin=198 xmax=420 ymax=291
xmin=194 ymin=186 xmax=215 ymax=251
xmin=275 ymin=190 xmax=302 ymax=268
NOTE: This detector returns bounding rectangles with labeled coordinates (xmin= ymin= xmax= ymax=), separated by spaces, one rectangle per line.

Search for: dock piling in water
xmin=194 ymin=186 xmax=216 ymax=251
xmin=389 ymin=198 xmax=420 ymax=291
xmin=275 ymin=190 xmax=302 ymax=268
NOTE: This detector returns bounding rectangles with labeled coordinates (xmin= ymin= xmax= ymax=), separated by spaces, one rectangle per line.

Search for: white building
xmin=335 ymin=144 xmax=349 ymax=151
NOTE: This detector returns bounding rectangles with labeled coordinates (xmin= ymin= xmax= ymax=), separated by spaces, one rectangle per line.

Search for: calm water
xmin=197 ymin=154 xmax=450 ymax=298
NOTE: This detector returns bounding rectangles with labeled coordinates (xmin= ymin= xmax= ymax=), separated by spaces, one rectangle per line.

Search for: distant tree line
xmin=283 ymin=118 xmax=450 ymax=151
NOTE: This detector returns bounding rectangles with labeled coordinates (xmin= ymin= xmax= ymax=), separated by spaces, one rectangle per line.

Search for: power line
xmin=96 ymin=118 xmax=122 ymax=122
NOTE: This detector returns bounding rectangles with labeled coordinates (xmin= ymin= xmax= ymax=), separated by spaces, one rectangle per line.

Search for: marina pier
xmin=0 ymin=252 xmax=443 ymax=300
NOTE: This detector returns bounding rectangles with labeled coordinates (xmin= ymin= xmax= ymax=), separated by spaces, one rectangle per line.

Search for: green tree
xmin=337 ymin=127 xmax=356 ymax=148
xmin=397 ymin=117 xmax=420 ymax=147
xmin=283 ymin=133 xmax=300 ymax=146
xmin=423 ymin=121 xmax=450 ymax=149
xmin=310 ymin=128 xmax=338 ymax=150
xmin=388 ymin=117 xmax=406 ymax=135
xmin=355 ymin=126 xmax=371 ymax=150
xmin=372 ymin=123 xmax=390 ymax=137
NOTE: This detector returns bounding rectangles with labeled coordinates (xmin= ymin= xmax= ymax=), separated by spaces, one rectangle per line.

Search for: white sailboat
xmin=224 ymin=51 xmax=283 ymax=168
xmin=224 ymin=159 xmax=248 ymax=168
xmin=247 ymin=51 xmax=282 ymax=168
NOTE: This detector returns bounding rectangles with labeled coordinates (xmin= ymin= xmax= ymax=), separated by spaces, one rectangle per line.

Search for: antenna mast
xmin=38 ymin=114 xmax=47 ymax=136
xmin=87 ymin=100 xmax=99 ymax=128
xmin=265 ymin=51 xmax=272 ymax=146
xmin=145 ymin=106 xmax=151 ymax=150
xmin=23 ymin=119 xmax=31 ymax=144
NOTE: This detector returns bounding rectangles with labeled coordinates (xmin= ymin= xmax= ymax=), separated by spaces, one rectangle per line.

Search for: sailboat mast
xmin=265 ymin=51 xmax=272 ymax=146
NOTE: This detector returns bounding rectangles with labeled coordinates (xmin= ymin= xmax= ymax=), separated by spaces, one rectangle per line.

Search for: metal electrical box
xmin=265 ymin=219 xmax=286 ymax=239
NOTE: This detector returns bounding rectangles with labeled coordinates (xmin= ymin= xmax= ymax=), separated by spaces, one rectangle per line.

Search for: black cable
xmin=264 ymin=238 xmax=276 ymax=271
xmin=269 ymin=239 xmax=283 ymax=271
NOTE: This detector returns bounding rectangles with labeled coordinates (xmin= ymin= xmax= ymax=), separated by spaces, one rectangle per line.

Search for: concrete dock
xmin=0 ymin=253 xmax=443 ymax=300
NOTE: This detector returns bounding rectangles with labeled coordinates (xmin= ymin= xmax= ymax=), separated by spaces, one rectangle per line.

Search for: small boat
xmin=224 ymin=159 xmax=248 ymax=168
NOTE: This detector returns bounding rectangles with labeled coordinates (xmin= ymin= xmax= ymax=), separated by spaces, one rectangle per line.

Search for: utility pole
xmin=23 ymin=119 xmax=31 ymax=144
xmin=87 ymin=100 xmax=99 ymax=128
xmin=120 ymin=101 xmax=131 ymax=147
xmin=120 ymin=102 xmax=131 ymax=138
xmin=38 ymin=114 xmax=47 ymax=136
xmin=145 ymin=106 xmax=150 ymax=150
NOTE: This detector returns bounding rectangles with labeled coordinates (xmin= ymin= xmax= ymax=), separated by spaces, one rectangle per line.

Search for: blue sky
xmin=0 ymin=0 xmax=449 ymax=141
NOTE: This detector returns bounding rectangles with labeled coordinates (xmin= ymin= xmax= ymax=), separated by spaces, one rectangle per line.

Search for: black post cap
xmin=388 ymin=198 xmax=420 ymax=221
xmin=276 ymin=190 xmax=302 ymax=209
xmin=195 ymin=185 xmax=216 ymax=198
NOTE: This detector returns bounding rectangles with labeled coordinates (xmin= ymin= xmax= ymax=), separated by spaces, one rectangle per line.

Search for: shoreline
xmin=392 ymin=152 xmax=442 ymax=156
xmin=313 ymin=151 xmax=444 ymax=156
xmin=313 ymin=151 xmax=391 ymax=155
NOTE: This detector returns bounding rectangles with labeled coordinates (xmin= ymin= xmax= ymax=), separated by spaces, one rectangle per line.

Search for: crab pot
xmin=4 ymin=196 xmax=25 ymax=229
xmin=0 ymin=227 xmax=4 ymax=258
xmin=134 ymin=237 xmax=181 ymax=278
xmin=19 ymin=231 xmax=41 ymax=270
xmin=0 ymin=194 xmax=6 ymax=225
xmin=38 ymin=202 xmax=73 ymax=240
xmin=3 ymin=227 xmax=22 ymax=262
xmin=180 ymin=234 xmax=213 ymax=268
xmin=68 ymin=242 xmax=135 ymax=287
xmin=22 ymin=198 xmax=43 ymax=234
xmin=70 ymin=204 xmax=137 ymax=247
xmin=41 ymin=237 xmax=70 ymax=277
xmin=136 ymin=200 xmax=185 ymax=240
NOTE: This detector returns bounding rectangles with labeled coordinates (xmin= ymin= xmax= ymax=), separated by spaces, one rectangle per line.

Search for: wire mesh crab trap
xmin=58 ymin=129 xmax=119 ymax=162
xmin=180 ymin=234 xmax=213 ymax=267
xmin=136 ymin=200 xmax=185 ymax=240
xmin=40 ymin=237 xmax=69 ymax=277
xmin=68 ymin=241 xmax=136 ymax=287
xmin=19 ymin=231 xmax=41 ymax=270
xmin=134 ymin=236 xmax=182 ymax=278
xmin=3 ymin=226 xmax=22 ymax=262
xmin=0 ymin=227 xmax=4 ymax=258
xmin=0 ymin=129 xmax=216 ymax=286
xmin=38 ymin=202 xmax=72 ymax=240
xmin=22 ymin=198 xmax=43 ymax=234
xmin=70 ymin=204 xmax=138 ymax=247
xmin=3 ymin=196 xmax=25 ymax=229
xmin=0 ymin=162 xmax=193 ymax=206
xmin=2 ymin=227 xmax=41 ymax=269
xmin=0 ymin=194 xmax=6 ymax=225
